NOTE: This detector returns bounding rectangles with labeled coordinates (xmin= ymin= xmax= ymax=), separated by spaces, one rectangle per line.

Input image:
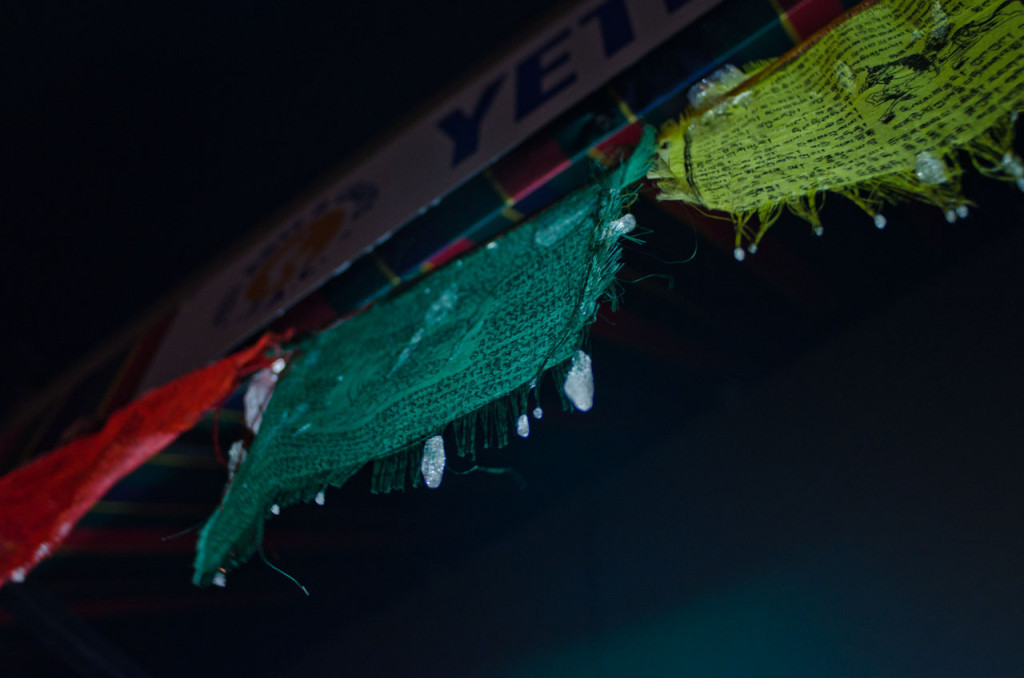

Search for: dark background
xmin=0 ymin=0 xmax=562 ymax=421
xmin=2 ymin=2 xmax=1023 ymax=676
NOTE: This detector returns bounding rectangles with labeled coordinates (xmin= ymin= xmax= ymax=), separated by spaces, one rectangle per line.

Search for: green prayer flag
xmin=193 ymin=127 xmax=657 ymax=585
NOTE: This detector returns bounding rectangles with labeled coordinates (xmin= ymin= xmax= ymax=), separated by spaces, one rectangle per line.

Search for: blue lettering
xmin=579 ymin=0 xmax=634 ymax=58
xmin=515 ymin=29 xmax=576 ymax=121
xmin=437 ymin=76 xmax=505 ymax=167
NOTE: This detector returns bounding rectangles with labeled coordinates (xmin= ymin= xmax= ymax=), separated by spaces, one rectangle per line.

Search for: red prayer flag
xmin=0 ymin=333 xmax=286 ymax=588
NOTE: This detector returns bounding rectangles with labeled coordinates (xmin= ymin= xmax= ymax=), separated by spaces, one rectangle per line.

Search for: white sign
xmin=139 ymin=0 xmax=724 ymax=391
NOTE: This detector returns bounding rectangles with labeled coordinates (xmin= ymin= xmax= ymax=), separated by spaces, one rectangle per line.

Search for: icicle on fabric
xmin=420 ymin=436 xmax=446 ymax=489
xmin=0 ymin=334 xmax=284 ymax=588
xmin=563 ymin=350 xmax=594 ymax=412
xmin=191 ymin=127 xmax=657 ymax=585
xmin=649 ymin=0 xmax=1024 ymax=254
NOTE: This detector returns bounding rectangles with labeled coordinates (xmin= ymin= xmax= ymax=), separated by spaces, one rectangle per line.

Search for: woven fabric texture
xmin=650 ymin=0 xmax=1024 ymax=256
xmin=193 ymin=128 xmax=657 ymax=585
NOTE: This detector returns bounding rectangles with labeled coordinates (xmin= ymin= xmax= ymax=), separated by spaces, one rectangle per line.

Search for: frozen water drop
xmin=390 ymin=328 xmax=424 ymax=375
xmin=425 ymin=284 xmax=458 ymax=328
xmin=956 ymin=205 xmax=969 ymax=219
xmin=1017 ymin=177 xmax=1024 ymax=192
xmin=602 ymin=214 xmax=636 ymax=240
xmin=421 ymin=436 xmax=446 ymax=489
xmin=915 ymin=152 xmax=948 ymax=185
xmin=945 ymin=209 xmax=957 ymax=223
xmin=227 ymin=440 xmax=246 ymax=479
xmin=532 ymin=406 xmax=544 ymax=419
xmin=271 ymin=358 xmax=287 ymax=374
xmin=873 ymin=213 xmax=887 ymax=229
xmin=1002 ymin=153 xmax=1023 ymax=177
xmin=315 ymin=491 xmax=325 ymax=506
xmin=929 ymin=1 xmax=949 ymax=39
xmin=11 ymin=568 xmax=25 ymax=583
xmin=833 ymin=60 xmax=857 ymax=94
xmin=686 ymin=64 xmax=745 ymax=109
xmin=212 ymin=572 xmax=227 ymax=587
xmin=733 ymin=247 xmax=745 ymax=261
xmin=516 ymin=414 xmax=530 ymax=438
xmin=813 ymin=225 xmax=824 ymax=237
xmin=564 ymin=350 xmax=594 ymax=412
xmin=486 ymin=241 xmax=498 ymax=250
xmin=747 ymin=244 xmax=757 ymax=254
xmin=244 ymin=368 xmax=278 ymax=434
xmin=535 ymin=214 xmax=577 ymax=247
xmin=270 ymin=504 xmax=280 ymax=515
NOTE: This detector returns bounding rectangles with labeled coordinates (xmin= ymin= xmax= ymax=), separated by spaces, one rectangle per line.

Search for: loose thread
xmin=161 ymin=520 xmax=206 ymax=542
xmin=211 ymin=406 xmax=224 ymax=467
xmin=622 ymin=272 xmax=677 ymax=288
xmin=450 ymin=464 xmax=527 ymax=490
xmin=258 ymin=545 xmax=309 ymax=596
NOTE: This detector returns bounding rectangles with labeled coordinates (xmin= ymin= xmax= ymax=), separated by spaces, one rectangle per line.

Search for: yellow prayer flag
xmin=650 ymin=0 xmax=1024 ymax=258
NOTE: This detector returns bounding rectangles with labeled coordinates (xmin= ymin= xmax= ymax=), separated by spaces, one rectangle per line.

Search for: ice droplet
xmin=813 ymin=225 xmax=824 ymax=237
xmin=227 ymin=440 xmax=246 ymax=480
xmin=425 ymin=284 xmax=458 ymax=328
xmin=486 ymin=241 xmax=498 ymax=250
xmin=532 ymin=406 xmax=544 ymax=419
xmin=516 ymin=414 xmax=530 ymax=438
xmin=271 ymin=358 xmax=287 ymax=374
xmin=915 ymin=152 xmax=948 ymax=185
xmin=315 ymin=491 xmax=325 ymax=506
xmin=212 ymin=572 xmax=227 ymax=587
xmin=747 ymin=244 xmax=757 ymax=255
xmin=270 ymin=504 xmax=281 ymax=515
xmin=11 ymin=568 xmax=26 ymax=583
xmin=564 ymin=350 xmax=594 ymax=412
xmin=1002 ymin=152 xmax=1024 ymax=177
xmin=534 ymin=214 xmax=578 ymax=247
xmin=421 ymin=436 xmax=446 ymax=489
xmin=874 ymin=213 xmax=887 ymax=229
xmin=956 ymin=205 xmax=969 ymax=219
xmin=733 ymin=247 xmax=745 ymax=261
xmin=390 ymin=328 xmax=424 ymax=375
xmin=945 ymin=209 xmax=957 ymax=223
xmin=244 ymin=368 xmax=278 ymax=434
xmin=601 ymin=214 xmax=636 ymax=240
xmin=833 ymin=61 xmax=857 ymax=94
xmin=929 ymin=1 xmax=949 ymax=39
xmin=687 ymin=64 xmax=746 ymax=109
